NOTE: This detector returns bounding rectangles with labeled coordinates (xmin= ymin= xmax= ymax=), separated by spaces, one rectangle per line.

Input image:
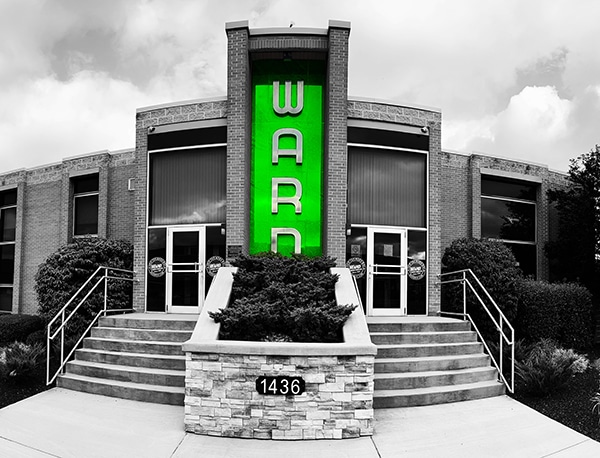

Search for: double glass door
xmin=166 ymin=227 xmax=205 ymax=314
xmin=366 ymin=227 xmax=407 ymax=316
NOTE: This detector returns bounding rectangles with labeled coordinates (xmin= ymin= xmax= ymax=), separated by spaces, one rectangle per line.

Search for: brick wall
xmin=108 ymin=151 xmax=136 ymax=241
xmin=185 ymin=352 xmax=374 ymax=440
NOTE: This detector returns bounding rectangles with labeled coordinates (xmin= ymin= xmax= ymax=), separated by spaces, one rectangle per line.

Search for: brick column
xmin=225 ymin=21 xmax=251 ymax=260
xmin=132 ymin=118 xmax=149 ymax=312
xmin=428 ymin=120 xmax=442 ymax=315
xmin=325 ymin=20 xmax=350 ymax=265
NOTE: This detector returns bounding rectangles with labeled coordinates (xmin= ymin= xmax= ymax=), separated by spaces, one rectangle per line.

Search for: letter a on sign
xmin=272 ymin=128 xmax=303 ymax=164
xmin=273 ymin=81 xmax=304 ymax=115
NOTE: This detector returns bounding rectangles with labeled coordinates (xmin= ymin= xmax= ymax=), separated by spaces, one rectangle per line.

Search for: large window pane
xmin=481 ymin=176 xmax=536 ymax=200
xmin=0 ymin=189 xmax=17 ymax=207
xmin=0 ymin=207 xmax=16 ymax=242
xmin=74 ymin=194 xmax=99 ymax=235
xmin=147 ymin=228 xmax=166 ymax=312
xmin=407 ymin=230 xmax=427 ymax=315
xmin=73 ymin=175 xmax=99 ymax=194
xmin=349 ymin=148 xmax=426 ymax=227
xmin=481 ymin=198 xmax=535 ymax=242
xmin=0 ymin=287 xmax=11 ymax=311
xmin=0 ymin=244 xmax=15 ymax=284
xmin=149 ymin=147 xmax=226 ymax=225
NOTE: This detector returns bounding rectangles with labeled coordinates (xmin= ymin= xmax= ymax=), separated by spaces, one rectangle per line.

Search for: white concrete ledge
xmin=182 ymin=267 xmax=377 ymax=356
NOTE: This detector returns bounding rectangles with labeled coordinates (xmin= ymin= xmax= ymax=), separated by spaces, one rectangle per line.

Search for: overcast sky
xmin=1 ymin=0 xmax=599 ymax=174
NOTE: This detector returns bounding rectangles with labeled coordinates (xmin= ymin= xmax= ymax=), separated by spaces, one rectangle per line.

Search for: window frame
xmin=480 ymin=174 xmax=538 ymax=277
xmin=72 ymin=174 xmax=99 ymax=238
xmin=0 ymin=188 xmax=17 ymax=312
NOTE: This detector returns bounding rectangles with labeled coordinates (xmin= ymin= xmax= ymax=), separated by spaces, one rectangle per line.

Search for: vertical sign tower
xmin=250 ymin=60 xmax=325 ymax=256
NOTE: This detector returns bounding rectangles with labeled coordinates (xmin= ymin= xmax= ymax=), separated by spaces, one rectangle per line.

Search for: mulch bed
xmin=0 ymin=367 xmax=51 ymax=410
xmin=512 ymin=355 xmax=600 ymax=442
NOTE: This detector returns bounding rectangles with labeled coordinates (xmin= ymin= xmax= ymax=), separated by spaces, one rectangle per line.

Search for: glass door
xmin=166 ymin=227 xmax=205 ymax=314
xmin=366 ymin=227 xmax=407 ymax=316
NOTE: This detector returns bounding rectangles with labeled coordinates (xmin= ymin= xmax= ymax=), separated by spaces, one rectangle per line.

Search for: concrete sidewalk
xmin=1 ymin=389 xmax=599 ymax=457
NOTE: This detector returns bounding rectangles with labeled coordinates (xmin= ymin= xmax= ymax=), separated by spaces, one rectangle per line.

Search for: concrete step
xmin=368 ymin=321 xmax=471 ymax=333
xmin=376 ymin=342 xmax=483 ymax=359
xmin=57 ymin=373 xmax=185 ymax=405
xmin=65 ymin=360 xmax=184 ymax=387
xmin=99 ymin=316 xmax=196 ymax=331
xmin=374 ymin=354 xmax=491 ymax=373
xmin=74 ymin=348 xmax=186 ymax=371
xmin=373 ymin=380 xmax=505 ymax=408
xmin=374 ymin=367 xmax=497 ymax=390
xmin=91 ymin=326 xmax=192 ymax=343
xmin=370 ymin=331 xmax=477 ymax=345
xmin=83 ymin=337 xmax=184 ymax=356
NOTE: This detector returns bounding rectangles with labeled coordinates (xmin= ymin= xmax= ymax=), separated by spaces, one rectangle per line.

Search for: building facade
xmin=0 ymin=20 xmax=566 ymax=318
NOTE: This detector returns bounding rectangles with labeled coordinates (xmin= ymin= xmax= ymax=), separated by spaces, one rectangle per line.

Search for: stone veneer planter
xmin=182 ymin=267 xmax=377 ymax=440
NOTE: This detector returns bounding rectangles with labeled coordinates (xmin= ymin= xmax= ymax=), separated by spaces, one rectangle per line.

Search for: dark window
xmin=0 ymin=189 xmax=16 ymax=312
xmin=348 ymin=147 xmax=426 ymax=227
xmin=481 ymin=175 xmax=537 ymax=277
xmin=73 ymin=174 xmax=99 ymax=236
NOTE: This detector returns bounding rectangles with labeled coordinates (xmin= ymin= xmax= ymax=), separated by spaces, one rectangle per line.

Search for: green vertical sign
xmin=250 ymin=60 xmax=325 ymax=256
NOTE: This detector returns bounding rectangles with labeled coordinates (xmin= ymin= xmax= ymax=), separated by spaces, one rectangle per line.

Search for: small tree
xmin=546 ymin=145 xmax=600 ymax=299
xmin=35 ymin=238 xmax=133 ymax=339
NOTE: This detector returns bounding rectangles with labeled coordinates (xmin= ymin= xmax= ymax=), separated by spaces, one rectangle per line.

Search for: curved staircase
xmin=369 ymin=317 xmax=505 ymax=408
xmin=56 ymin=313 xmax=196 ymax=405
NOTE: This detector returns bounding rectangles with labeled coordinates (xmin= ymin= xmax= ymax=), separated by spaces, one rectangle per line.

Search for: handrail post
xmin=60 ymin=310 xmax=65 ymax=375
xmin=499 ymin=315 xmax=504 ymax=382
xmin=46 ymin=325 xmax=50 ymax=385
xmin=462 ymin=271 xmax=467 ymax=318
xmin=103 ymin=267 xmax=108 ymax=317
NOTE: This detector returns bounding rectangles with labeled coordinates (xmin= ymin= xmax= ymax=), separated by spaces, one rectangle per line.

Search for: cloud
xmin=0 ymin=71 xmax=148 ymax=171
xmin=452 ymin=85 xmax=600 ymax=171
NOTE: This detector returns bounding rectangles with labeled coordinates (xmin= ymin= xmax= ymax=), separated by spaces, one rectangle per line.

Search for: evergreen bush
xmin=0 ymin=314 xmax=44 ymax=346
xmin=210 ymin=253 xmax=356 ymax=342
xmin=516 ymin=280 xmax=594 ymax=349
xmin=441 ymin=238 xmax=523 ymax=338
xmin=34 ymin=237 xmax=133 ymax=340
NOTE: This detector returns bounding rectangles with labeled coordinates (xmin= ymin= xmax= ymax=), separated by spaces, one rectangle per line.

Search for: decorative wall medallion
xmin=408 ymin=259 xmax=426 ymax=281
xmin=346 ymin=257 xmax=366 ymax=279
xmin=148 ymin=257 xmax=166 ymax=278
xmin=206 ymin=256 xmax=225 ymax=277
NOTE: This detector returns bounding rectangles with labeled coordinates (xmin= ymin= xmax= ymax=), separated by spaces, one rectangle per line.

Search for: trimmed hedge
xmin=210 ymin=253 xmax=356 ymax=343
xmin=35 ymin=237 xmax=133 ymax=340
xmin=442 ymin=238 xmax=523 ymax=338
xmin=0 ymin=314 xmax=44 ymax=346
xmin=516 ymin=280 xmax=594 ymax=349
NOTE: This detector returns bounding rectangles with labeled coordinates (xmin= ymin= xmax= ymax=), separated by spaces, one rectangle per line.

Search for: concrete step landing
xmin=369 ymin=317 xmax=505 ymax=408
xmin=56 ymin=313 xmax=196 ymax=406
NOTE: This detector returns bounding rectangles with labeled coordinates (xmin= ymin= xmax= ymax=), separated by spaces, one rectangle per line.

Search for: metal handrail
xmin=46 ymin=266 xmax=136 ymax=385
xmin=438 ymin=269 xmax=515 ymax=393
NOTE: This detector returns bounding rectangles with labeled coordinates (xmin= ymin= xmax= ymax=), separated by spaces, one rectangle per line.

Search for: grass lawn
xmin=512 ymin=353 xmax=600 ymax=442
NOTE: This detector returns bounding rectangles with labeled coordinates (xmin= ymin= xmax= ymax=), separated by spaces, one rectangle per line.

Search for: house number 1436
xmin=256 ymin=376 xmax=305 ymax=395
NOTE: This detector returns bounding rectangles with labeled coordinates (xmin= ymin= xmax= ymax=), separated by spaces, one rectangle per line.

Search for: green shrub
xmin=0 ymin=342 xmax=45 ymax=383
xmin=210 ymin=253 xmax=355 ymax=343
xmin=442 ymin=238 xmax=523 ymax=338
xmin=35 ymin=237 xmax=133 ymax=341
xmin=516 ymin=280 xmax=594 ymax=349
xmin=515 ymin=338 xmax=589 ymax=396
xmin=0 ymin=314 xmax=44 ymax=346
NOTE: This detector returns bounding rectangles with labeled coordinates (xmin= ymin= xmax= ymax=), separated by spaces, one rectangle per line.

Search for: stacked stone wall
xmin=185 ymin=352 xmax=374 ymax=440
